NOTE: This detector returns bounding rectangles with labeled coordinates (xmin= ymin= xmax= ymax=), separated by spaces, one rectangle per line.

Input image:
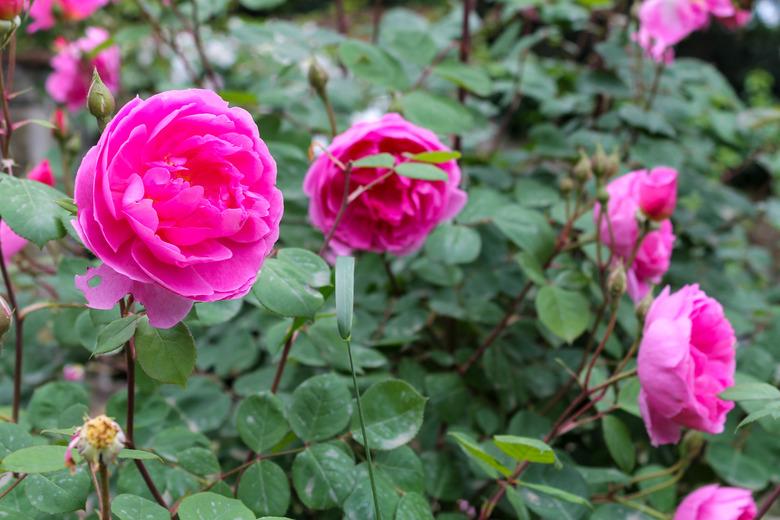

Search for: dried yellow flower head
xmin=66 ymin=414 xmax=125 ymax=470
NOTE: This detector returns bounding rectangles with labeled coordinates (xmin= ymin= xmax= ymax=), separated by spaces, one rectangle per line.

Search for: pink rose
xmin=639 ymin=166 xmax=677 ymax=221
xmin=674 ymin=485 xmax=756 ymax=520
xmin=0 ymin=0 xmax=23 ymax=20
xmin=637 ymin=285 xmax=736 ymax=446
xmin=28 ymin=0 xmax=108 ymax=33
xmin=0 ymin=160 xmax=55 ymax=260
xmin=46 ymin=27 xmax=120 ymax=112
xmin=303 ymin=113 xmax=467 ymax=256
xmin=63 ymin=363 xmax=85 ymax=382
xmin=594 ymin=169 xmax=676 ymax=302
xmin=634 ymin=0 xmax=709 ymax=62
xmin=73 ymin=89 xmax=283 ymax=328
xmin=718 ymin=9 xmax=752 ymax=29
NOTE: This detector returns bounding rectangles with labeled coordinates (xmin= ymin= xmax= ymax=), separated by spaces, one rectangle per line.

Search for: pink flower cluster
xmin=675 ymin=485 xmax=756 ymax=520
xmin=28 ymin=0 xmax=108 ymax=33
xmin=46 ymin=27 xmax=120 ymax=112
xmin=303 ymin=113 xmax=466 ymax=256
xmin=1 ymin=161 xmax=55 ymax=260
xmin=74 ymin=90 xmax=283 ymax=328
xmin=595 ymin=167 xmax=677 ymax=302
xmin=636 ymin=0 xmax=752 ymax=62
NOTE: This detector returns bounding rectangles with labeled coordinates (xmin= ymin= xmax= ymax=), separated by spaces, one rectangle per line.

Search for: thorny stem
xmin=347 ymin=337 xmax=382 ymax=520
xmin=319 ymin=164 xmax=352 ymax=257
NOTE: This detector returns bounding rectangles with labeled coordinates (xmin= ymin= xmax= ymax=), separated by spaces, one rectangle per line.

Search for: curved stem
xmin=0 ymin=474 xmax=26 ymax=500
xmin=347 ymin=337 xmax=382 ymax=519
xmin=757 ymin=483 xmax=780 ymax=519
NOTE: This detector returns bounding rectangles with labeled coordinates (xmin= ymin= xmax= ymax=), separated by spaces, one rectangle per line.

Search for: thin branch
xmin=0 ymin=474 xmax=26 ymax=500
xmin=0 ymin=240 xmax=22 ymax=423
xmin=757 ymin=483 xmax=780 ymax=519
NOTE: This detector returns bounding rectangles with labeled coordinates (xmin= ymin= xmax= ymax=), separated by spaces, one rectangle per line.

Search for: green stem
xmin=346 ymin=338 xmax=381 ymax=520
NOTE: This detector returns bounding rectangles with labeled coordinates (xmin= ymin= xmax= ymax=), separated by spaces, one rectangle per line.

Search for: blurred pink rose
xmin=46 ymin=27 xmax=120 ymax=112
xmin=635 ymin=0 xmax=709 ymax=62
xmin=674 ymin=485 xmax=756 ymax=520
xmin=718 ymin=9 xmax=752 ymax=29
xmin=638 ymin=166 xmax=677 ymax=221
xmin=594 ymin=169 xmax=676 ymax=302
xmin=0 ymin=0 xmax=23 ymax=20
xmin=303 ymin=113 xmax=467 ymax=256
xmin=0 ymin=160 xmax=55 ymax=260
xmin=638 ymin=285 xmax=736 ymax=446
xmin=63 ymin=363 xmax=85 ymax=382
xmin=74 ymin=90 xmax=283 ymax=328
xmin=28 ymin=0 xmax=108 ymax=33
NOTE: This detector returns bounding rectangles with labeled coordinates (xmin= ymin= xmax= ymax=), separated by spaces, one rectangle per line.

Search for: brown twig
xmin=757 ymin=484 xmax=780 ymax=519
xmin=0 ymin=243 xmax=22 ymax=423
xmin=0 ymin=474 xmax=26 ymax=500
xmin=334 ymin=0 xmax=349 ymax=35
xmin=454 ymin=0 xmax=474 ymax=152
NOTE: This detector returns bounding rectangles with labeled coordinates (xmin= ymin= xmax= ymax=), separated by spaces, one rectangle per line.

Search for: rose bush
xmin=0 ymin=1 xmax=778 ymax=520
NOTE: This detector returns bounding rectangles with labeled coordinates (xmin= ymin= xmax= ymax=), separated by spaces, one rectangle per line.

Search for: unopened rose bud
xmin=604 ymin=150 xmax=620 ymax=179
xmin=608 ymin=262 xmax=627 ymax=299
xmin=559 ymin=176 xmax=575 ymax=194
xmin=0 ymin=295 xmax=11 ymax=342
xmin=308 ymin=59 xmax=330 ymax=99
xmin=573 ymin=151 xmax=592 ymax=183
xmin=592 ymin=144 xmax=609 ymax=178
xmin=597 ymin=186 xmax=609 ymax=205
xmin=65 ymin=415 xmax=125 ymax=470
xmin=636 ymin=291 xmax=654 ymax=322
xmin=87 ymin=69 xmax=115 ymax=131
xmin=0 ymin=1 xmax=23 ymax=21
xmin=680 ymin=430 xmax=704 ymax=460
xmin=63 ymin=363 xmax=85 ymax=382
xmin=638 ymin=167 xmax=677 ymax=221
xmin=51 ymin=108 xmax=69 ymax=141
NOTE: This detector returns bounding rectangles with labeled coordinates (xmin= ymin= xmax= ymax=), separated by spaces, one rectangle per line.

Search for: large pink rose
xmin=303 ymin=113 xmax=467 ymax=256
xmin=1 ymin=161 xmax=55 ymax=260
xmin=674 ymin=485 xmax=756 ymax=520
xmin=46 ymin=27 xmax=120 ymax=112
xmin=594 ymin=168 xmax=676 ymax=302
xmin=637 ymin=285 xmax=736 ymax=446
xmin=634 ymin=0 xmax=709 ymax=62
xmin=28 ymin=0 xmax=108 ymax=33
xmin=74 ymin=89 xmax=283 ymax=328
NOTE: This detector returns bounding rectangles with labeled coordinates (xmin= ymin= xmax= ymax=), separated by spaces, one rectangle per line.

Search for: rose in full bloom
xmin=634 ymin=0 xmax=709 ymax=62
xmin=0 ymin=160 xmax=55 ymax=260
xmin=0 ymin=0 xmax=23 ymax=21
xmin=303 ymin=113 xmax=467 ymax=256
xmin=594 ymin=168 xmax=676 ymax=302
xmin=637 ymin=284 xmax=736 ymax=446
xmin=28 ymin=0 xmax=109 ymax=33
xmin=74 ymin=89 xmax=283 ymax=328
xmin=674 ymin=485 xmax=756 ymax=520
xmin=638 ymin=166 xmax=677 ymax=221
xmin=46 ymin=28 xmax=120 ymax=112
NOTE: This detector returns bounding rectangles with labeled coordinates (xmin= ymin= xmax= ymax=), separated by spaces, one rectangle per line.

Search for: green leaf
xmin=178 ymin=492 xmax=255 ymax=520
xmin=395 ymin=162 xmax=449 ymax=181
xmin=601 ymin=416 xmax=635 ymax=473
xmin=236 ymin=393 xmax=290 ymax=452
xmin=493 ymin=205 xmax=556 ymax=262
xmin=0 ymin=176 xmax=68 ymax=247
xmin=339 ymin=39 xmax=408 ymax=90
xmin=94 ymin=315 xmax=140 ymax=355
xmin=737 ymin=401 xmax=780 ymax=430
xmin=400 ymin=91 xmax=476 ymax=135
xmin=276 ymin=248 xmax=331 ymax=288
xmin=618 ymin=104 xmax=675 ymax=137
xmin=535 ymin=286 xmax=591 ymax=343
xmin=425 ymin=224 xmax=482 ymax=265
xmin=352 ymin=153 xmax=396 ymax=169
xmin=252 ymin=250 xmax=330 ymax=318
xmin=449 ymin=432 xmax=512 ymax=477
xmin=343 ymin=462 xmax=400 ymax=520
xmin=432 ymin=61 xmax=493 ymax=96
xmin=518 ymin=481 xmax=592 ymax=508
xmin=706 ymin=443 xmax=771 ymax=490
xmin=118 ymin=449 xmax=162 ymax=461
xmin=134 ymin=318 xmax=196 ymax=386
xmin=394 ymin=492 xmax=434 ymax=520
xmin=289 ymin=374 xmax=353 ymax=442
xmin=113 ymin=494 xmax=170 ymax=520
xmin=292 ymin=443 xmax=356 ymax=510
xmin=720 ymin=382 xmax=780 ymax=401
xmin=194 ymin=300 xmax=242 ymax=326
xmin=237 ymin=460 xmax=291 ymax=517
xmin=239 ymin=0 xmax=286 ymax=10
xmin=350 ymin=379 xmax=426 ymax=450
xmin=2 ymin=445 xmax=67 ymax=474
xmin=405 ymin=150 xmax=461 ymax=163
xmin=177 ymin=447 xmax=220 ymax=476
xmin=25 ymin=468 xmax=91 ymax=514
xmin=28 ymin=382 xmax=88 ymax=431
xmin=335 ymin=256 xmax=355 ymax=340
xmin=506 ymin=486 xmax=532 ymax=520
xmin=0 ymin=423 xmax=35 ymax=458
xmin=374 ymin=446 xmax=425 ymax=493
xmin=493 ymin=435 xmax=558 ymax=465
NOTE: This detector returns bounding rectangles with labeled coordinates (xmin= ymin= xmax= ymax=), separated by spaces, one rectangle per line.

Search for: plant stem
xmin=271 ymin=328 xmax=296 ymax=394
xmin=453 ymin=0 xmax=474 ymax=152
xmin=756 ymin=483 xmax=780 ymax=519
xmin=346 ymin=338 xmax=382 ymax=520
xmin=125 ymin=338 xmax=136 ymax=441
xmin=0 ymin=243 xmax=22 ymax=423
xmin=334 ymin=0 xmax=349 ymax=34
xmin=98 ymin=463 xmax=111 ymax=520
xmin=319 ymin=164 xmax=353 ymax=257
xmin=0 ymin=474 xmax=26 ymax=499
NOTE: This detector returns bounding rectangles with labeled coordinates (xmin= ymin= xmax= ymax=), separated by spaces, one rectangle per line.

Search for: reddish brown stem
xmin=756 ymin=484 xmax=780 ymax=519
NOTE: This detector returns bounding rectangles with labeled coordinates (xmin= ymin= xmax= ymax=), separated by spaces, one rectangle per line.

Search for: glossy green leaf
xmin=289 ymin=374 xmax=353 ymax=442
xmin=178 ymin=492 xmax=254 ymax=520
xmin=601 ymin=416 xmax=635 ymax=473
xmin=350 ymin=379 xmax=425 ymax=450
xmin=425 ymin=224 xmax=482 ymax=265
xmin=94 ymin=315 xmax=141 ymax=355
xmin=113 ymin=493 xmax=171 ymax=520
xmin=335 ymin=256 xmax=355 ymax=340
xmin=0 ymin=176 xmax=68 ymax=247
xmin=292 ymin=443 xmax=356 ymax=510
xmin=352 ymin=153 xmax=396 ymax=169
xmin=25 ymin=467 xmax=91 ymax=514
xmin=1 ymin=445 xmax=67 ymax=474
xmin=236 ymin=393 xmax=289 ymax=453
xmin=449 ymin=432 xmax=512 ymax=477
xmin=134 ymin=318 xmax=196 ymax=386
xmin=237 ymin=460 xmax=290 ymax=517
xmin=493 ymin=435 xmax=558 ymax=465
xmin=395 ymin=162 xmax=449 ymax=181
xmin=535 ymin=286 xmax=591 ymax=343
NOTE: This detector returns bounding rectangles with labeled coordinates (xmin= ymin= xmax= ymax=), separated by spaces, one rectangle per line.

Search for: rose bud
xmin=638 ymin=166 xmax=678 ymax=221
